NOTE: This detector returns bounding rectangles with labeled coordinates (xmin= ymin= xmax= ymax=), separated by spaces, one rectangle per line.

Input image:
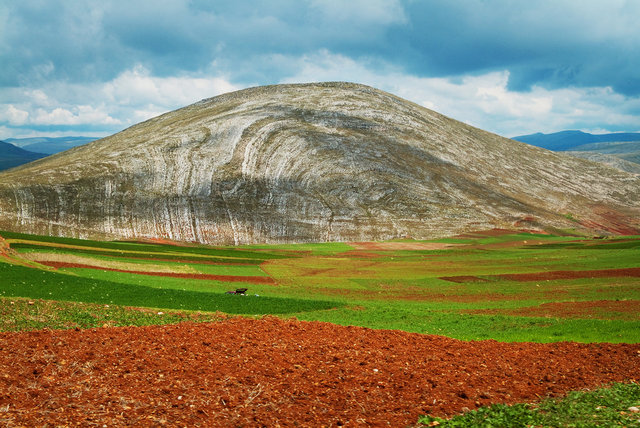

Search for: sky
xmin=1 ymin=0 xmax=640 ymax=140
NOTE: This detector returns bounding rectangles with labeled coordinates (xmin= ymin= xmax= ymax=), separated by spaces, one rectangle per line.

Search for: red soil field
xmin=579 ymin=206 xmax=640 ymax=236
xmin=498 ymin=267 xmax=640 ymax=282
xmin=454 ymin=228 xmax=520 ymax=238
xmin=349 ymin=242 xmax=458 ymax=251
xmin=0 ymin=236 xmax=10 ymax=261
xmin=110 ymin=256 xmax=257 ymax=266
xmin=439 ymin=276 xmax=489 ymax=283
xmin=0 ymin=317 xmax=638 ymax=427
xmin=466 ymin=300 xmax=640 ymax=321
xmin=36 ymin=261 xmax=276 ymax=285
xmin=440 ymin=267 xmax=640 ymax=283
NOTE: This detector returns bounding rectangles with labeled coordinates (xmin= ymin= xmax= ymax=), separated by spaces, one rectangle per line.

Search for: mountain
xmin=0 ymin=82 xmax=638 ymax=244
xmin=513 ymin=131 xmax=640 ymax=172
xmin=560 ymin=152 xmax=640 ymax=174
xmin=565 ymin=141 xmax=640 ymax=165
xmin=512 ymin=130 xmax=640 ymax=151
xmin=5 ymin=136 xmax=97 ymax=155
xmin=0 ymin=141 xmax=48 ymax=171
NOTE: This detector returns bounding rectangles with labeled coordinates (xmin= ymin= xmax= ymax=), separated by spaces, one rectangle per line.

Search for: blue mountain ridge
xmin=512 ymin=130 xmax=640 ymax=151
xmin=0 ymin=141 xmax=48 ymax=171
xmin=5 ymin=136 xmax=97 ymax=155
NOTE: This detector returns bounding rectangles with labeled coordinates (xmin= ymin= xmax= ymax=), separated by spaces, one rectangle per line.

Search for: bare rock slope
xmin=0 ymin=83 xmax=638 ymax=244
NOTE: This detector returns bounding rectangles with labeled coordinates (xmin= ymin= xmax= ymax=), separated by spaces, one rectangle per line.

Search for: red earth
xmin=35 ymin=261 xmax=276 ymax=285
xmin=497 ymin=267 xmax=640 ymax=282
xmin=579 ymin=206 xmax=640 ymax=235
xmin=0 ymin=317 xmax=638 ymax=427
xmin=441 ymin=267 xmax=640 ymax=283
xmin=465 ymin=299 xmax=640 ymax=321
xmin=113 ymin=256 xmax=257 ymax=266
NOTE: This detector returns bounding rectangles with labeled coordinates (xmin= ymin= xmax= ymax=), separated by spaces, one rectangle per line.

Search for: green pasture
xmin=1 ymin=230 xmax=639 ymax=342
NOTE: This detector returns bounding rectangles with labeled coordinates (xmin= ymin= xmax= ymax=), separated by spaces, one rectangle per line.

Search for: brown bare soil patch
xmin=467 ymin=300 xmax=640 ymax=321
xmin=442 ymin=267 xmax=640 ymax=284
xmin=315 ymin=286 xmax=535 ymax=303
xmin=440 ymin=276 xmax=490 ymax=283
xmin=0 ymin=235 xmax=38 ymax=267
xmin=23 ymin=252 xmax=198 ymax=274
xmin=37 ymin=261 xmax=276 ymax=285
xmin=0 ymin=317 xmax=638 ymax=427
xmin=498 ymin=267 xmax=640 ymax=282
xmin=579 ymin=206 xmax=640 ymax=235
xmin=0 ymin=235 xmax=12 ymax=262
xmin=121 ymin=237 xmax=196 ymax=246
xmin=341 ymin=250 xmax=384 ymax=258
xmin=115 ymin=256 xmax=256 ymax=266
xmin=349 ymin=241 xmax=460 ymax=251
xmin=454 ymin=228 xmax=519 ymax=238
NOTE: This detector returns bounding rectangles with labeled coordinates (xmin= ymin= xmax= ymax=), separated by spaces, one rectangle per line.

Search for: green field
xmin=2 ymin=229 xmax=639 ymax=426
xmin=1 ymin=229 xmax=638 ymax=343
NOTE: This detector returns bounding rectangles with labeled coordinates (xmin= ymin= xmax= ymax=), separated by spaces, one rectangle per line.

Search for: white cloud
xmin=279 ymin=50 xmax=640 ymax=136
xmin=31 ymin=105 xmax=121 ymax=126
xmin=2 ymin=53 xmax=639 ymax=140
xmin=3 ymin=105 xmax=29 ymax=125
xmin=25 ymin=89 xmax=51 ymax=106
xmin=103 ymin=65 xmax=238 ymax=109
xmin=0 ymin=65 xmax=240 ymax=136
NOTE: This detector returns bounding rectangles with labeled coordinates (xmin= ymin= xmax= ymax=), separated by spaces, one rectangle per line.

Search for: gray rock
xmin=0 ymin=82 xmax=638 ymax=244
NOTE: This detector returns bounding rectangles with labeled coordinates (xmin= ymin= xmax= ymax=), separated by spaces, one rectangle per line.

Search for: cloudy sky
xmin=1 ymin=0 xmax=640 ymax=140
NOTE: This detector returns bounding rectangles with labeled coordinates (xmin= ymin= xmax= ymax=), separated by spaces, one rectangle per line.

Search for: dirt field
xmin=466 ymin=300 xmax=640 ymax=321
xmin=440 ymin=267 xmax=640 ymax=283
xmin=0 ymin=317 xmax=638 ymax=427
xmin=34 ymin=261 xmax=276 ymax=285
xmin=349 ymin=242 xmax=460 ymax=251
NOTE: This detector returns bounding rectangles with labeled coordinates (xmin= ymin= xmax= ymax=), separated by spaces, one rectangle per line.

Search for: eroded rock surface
xmin=0 ymin=82 xmax=638 ymax=244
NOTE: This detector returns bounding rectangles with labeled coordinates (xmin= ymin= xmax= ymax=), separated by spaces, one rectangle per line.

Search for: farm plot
xmin=0 ymin=230 xmax=639 ymax=426
xmin=1 ymin=230 xmax=639 ymax=341
xmin=0 ymin=231 xmax=338 ymax=316
xmin=0 ymin=317 xmax=638 ymax=427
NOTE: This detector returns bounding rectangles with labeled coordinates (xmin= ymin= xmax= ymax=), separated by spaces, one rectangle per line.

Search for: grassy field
xmin=1 ymin=229 xmax=639 ymax=425
xmin=1 ymin=229 xmax=638 ymax=342
xmin=418 ymin=382 xmax=640 ymax=427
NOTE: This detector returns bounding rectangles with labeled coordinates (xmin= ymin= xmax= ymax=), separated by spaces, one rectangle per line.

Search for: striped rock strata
xmin=0 ymin=82 xmax=638 ymax=244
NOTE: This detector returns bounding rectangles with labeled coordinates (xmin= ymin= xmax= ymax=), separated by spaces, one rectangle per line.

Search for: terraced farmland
xmin=0 ymin=229 xmax=638 ymax=426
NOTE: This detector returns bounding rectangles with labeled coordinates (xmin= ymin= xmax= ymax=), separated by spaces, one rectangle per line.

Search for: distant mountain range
xmin=5 ymin=136 xmax=97 ymax=155
xmin=0 ymin=141 xmax=47 ymax=171
xmin=512 ymin=130 xmax=640 ymax=151
xmin=513 ymin=131 xmax=640 ymax=173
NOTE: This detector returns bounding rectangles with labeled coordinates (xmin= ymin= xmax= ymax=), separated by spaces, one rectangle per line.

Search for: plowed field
xmin=1 ymin=317 xmax=638 ymax=427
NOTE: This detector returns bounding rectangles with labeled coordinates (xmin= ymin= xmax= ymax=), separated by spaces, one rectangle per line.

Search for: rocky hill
xmin=561 ymin=151 xmax=640 ymax=175
xmin=0 ymin=83 xmax=638 ymax=244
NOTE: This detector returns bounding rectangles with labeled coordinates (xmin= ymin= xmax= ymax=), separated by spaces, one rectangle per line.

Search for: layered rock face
xmin=0 ymin=82 xmax=639 ymax=244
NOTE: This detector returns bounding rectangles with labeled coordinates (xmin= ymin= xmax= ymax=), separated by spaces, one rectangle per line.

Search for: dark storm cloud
xmin=5 ymin=1 xmax=638 ymax=92
xmin=389 ymin=1 xmax=640 ymax=95
xmin=1 ymin=0 xmax=406 ymax=84
xmin=1 ymin=0 xmax=639 ymax=137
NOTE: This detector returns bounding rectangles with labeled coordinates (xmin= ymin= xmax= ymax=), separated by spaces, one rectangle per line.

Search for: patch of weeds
xmin=0 ymin=296 xmax=231 ymax=331
xmin=0 ymin=262 xmax=340 ymax=315
xmin=418 ymin=382 xmax=640 ymax=427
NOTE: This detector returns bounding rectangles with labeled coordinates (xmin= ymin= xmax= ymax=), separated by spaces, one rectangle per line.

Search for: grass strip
xmin=0 ymin=262 xmax=339 ymax=315
xmin=0 ymin=296 xmax=229 ymax=331
xmin=2 ymin=230 xmax=290 ymax=260
xmin=418 ymin=382 xmax=640 ymax=427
